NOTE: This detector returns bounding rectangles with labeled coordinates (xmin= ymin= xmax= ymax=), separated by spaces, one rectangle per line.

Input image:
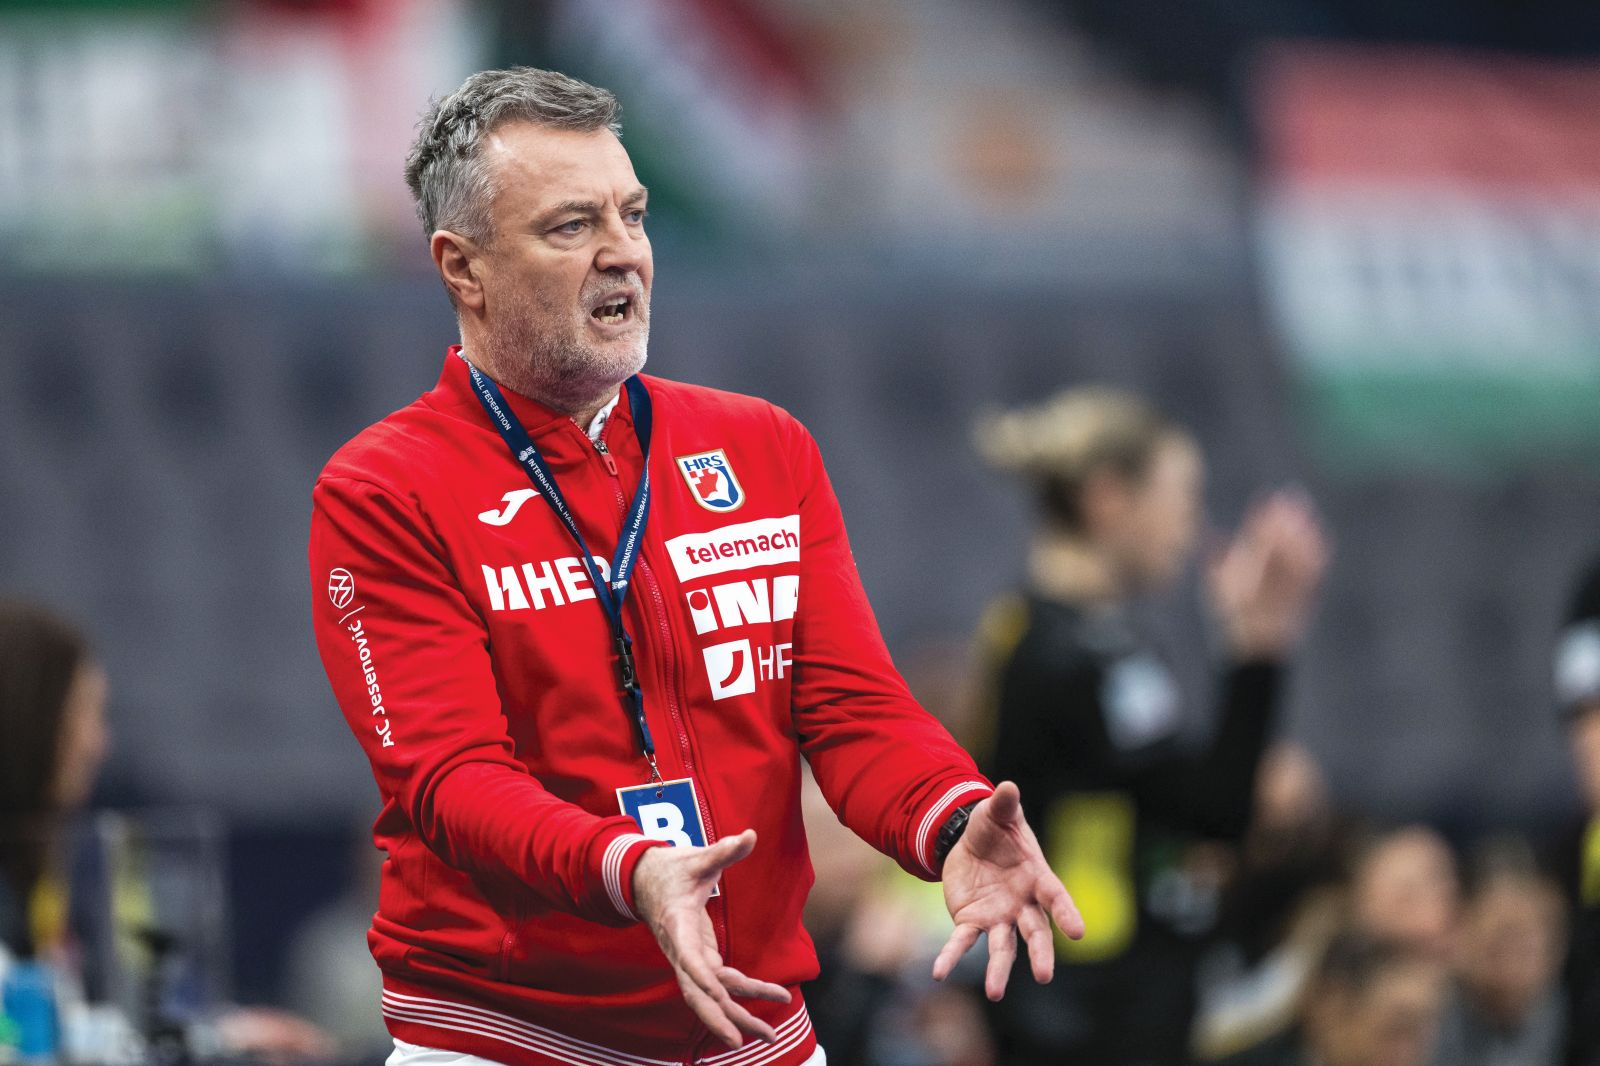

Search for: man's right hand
xmin=631 ymin=829 xmax=791 ymax=1050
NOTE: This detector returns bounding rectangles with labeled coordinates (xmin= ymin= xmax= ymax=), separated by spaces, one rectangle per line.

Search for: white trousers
xmin=388 ymin=1037 xmax=827 ymax=1066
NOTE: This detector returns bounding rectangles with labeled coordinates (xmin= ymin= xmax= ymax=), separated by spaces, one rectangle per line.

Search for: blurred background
xmin=3 ymin=0 xmax=1600 ymax=1063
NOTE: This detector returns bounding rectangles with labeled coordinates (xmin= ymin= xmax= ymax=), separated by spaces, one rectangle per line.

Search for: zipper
xmin=637 ymin=555 xmax=728 ymax=931
xmin=588 ymin=421 xmax=730 ymax=966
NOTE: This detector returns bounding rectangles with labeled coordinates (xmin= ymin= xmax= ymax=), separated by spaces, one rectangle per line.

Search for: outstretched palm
xmin=932 ymin=781 xmax=1085 ymax=1000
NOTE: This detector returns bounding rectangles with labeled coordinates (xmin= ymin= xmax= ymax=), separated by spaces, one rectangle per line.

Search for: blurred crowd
xmin=794 ymin=389 xmax=1600 ymax=1066
xmin=5 ymin=385 xmax=1597 ymax=1066
xmin=802 ymin=743 xmax=1588 ymax=1066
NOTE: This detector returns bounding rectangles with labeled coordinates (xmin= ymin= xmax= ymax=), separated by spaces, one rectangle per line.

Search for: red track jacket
xmin=308 ymin=349 xmax=993 ymax=1066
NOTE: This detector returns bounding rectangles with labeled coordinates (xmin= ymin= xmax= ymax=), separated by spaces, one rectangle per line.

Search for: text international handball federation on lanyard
xmin=460 ymin=352 xmax=667 ymax=804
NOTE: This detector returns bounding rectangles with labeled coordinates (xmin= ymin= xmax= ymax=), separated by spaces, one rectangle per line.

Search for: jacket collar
xmin=428 ymin=344 xmax=635 ymax=442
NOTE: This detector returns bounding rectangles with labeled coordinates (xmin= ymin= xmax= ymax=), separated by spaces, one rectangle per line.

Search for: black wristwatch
xmin=932 ymin=800 xmax=981 ymax=869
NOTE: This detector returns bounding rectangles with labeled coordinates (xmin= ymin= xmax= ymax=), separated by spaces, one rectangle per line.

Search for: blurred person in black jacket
xmin=1192 ymin=744 xmax=1348 ymax=1060
xmin=971 ymin=388 xmax=1328 ymax=1066
xmin=1555 ymin=558 xmax=1600 ymax=1066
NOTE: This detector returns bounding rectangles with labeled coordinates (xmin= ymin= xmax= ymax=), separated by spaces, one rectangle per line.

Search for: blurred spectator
xmin=970 ymin=387 xmax=1327 ymax=1065
xmin=1434 ymin=842 xmax=1567 ymax=1066
xmin=800 ymin=768 xmax=997 ymax=1066
xmin=0 ymin=602 xmax=108 ymax=960
xmin=0 ymin=599 xmax=333 ymax=1063
xmin=1554 ymin=557 xmax=1600 ymax=1065
xmin=279 ymin=830 xmax=392 ymax=1061
xmin=1215 ymin=932 xmax=1450 ymax=1066
xmin=1350 ymin=826 xmax=1461 ymax=961
xmin=1193 ymin=743 xmax=1347 ymax=1059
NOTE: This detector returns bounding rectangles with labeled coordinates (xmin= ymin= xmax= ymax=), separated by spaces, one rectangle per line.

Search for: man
xmin=308 ymin=67 xmax=1083 ymax=1066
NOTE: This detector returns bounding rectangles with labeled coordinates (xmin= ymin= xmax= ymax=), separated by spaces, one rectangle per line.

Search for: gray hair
xmin=404 ymin=67 xmax=622 ymax=244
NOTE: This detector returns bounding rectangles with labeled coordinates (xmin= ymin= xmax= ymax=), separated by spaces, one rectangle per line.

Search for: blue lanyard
xmin=459 ymin=354 xmax=661 ymax=785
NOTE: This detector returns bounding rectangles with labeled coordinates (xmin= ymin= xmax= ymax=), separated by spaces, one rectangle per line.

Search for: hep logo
xmin=675 ymin=449 xmax=744 ymax=512
xmin=327 ymin=568 xmax=355 ymax=609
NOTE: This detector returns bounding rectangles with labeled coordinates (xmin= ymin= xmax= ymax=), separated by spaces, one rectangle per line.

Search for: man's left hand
xmin=931 ymin=781 xmax=1084 ymax=1000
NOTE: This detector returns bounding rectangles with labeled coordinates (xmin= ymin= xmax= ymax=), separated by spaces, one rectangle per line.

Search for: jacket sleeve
xmin=308 ymin=474 xmax=665 ymax=924
xmin=780 ymin=415 xmax=993 ymax=880
xmin=1125 ymin=660 xmax=1282 ymax=840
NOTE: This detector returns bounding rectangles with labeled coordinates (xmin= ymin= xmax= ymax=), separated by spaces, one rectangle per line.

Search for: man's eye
xmin=626 ymin=209 xmax=647 ymax=224
xmin=555 ymin=219 xmax=585 ymax=234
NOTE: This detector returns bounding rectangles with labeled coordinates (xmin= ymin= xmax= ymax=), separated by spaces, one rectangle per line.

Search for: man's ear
xmin=431 ymin=230 xmax=486 ymax=313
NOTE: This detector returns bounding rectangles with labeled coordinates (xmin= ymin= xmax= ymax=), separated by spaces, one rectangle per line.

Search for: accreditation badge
xmin=617 ymin=777 xmax=720 ymax=896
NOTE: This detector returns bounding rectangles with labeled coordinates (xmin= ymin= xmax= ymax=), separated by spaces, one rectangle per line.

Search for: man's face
xmin=471 ymin=121 xmax=652 ymax=410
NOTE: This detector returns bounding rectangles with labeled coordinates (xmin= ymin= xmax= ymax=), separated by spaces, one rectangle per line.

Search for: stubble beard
xmin=478 ymin=280 xmax=650 ymax=414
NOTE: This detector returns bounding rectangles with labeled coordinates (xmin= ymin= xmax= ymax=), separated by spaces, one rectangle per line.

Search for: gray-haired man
xmin=312 ymin=66 xmax=1084 ymax=1066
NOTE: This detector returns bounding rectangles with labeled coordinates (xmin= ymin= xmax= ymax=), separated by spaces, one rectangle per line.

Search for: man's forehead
xmin=483 ymin=122 xmax=639 ymax=206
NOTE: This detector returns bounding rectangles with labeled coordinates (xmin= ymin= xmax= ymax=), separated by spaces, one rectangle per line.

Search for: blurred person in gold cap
xmin=971 ymin=387 xmax=1329 ymax=1065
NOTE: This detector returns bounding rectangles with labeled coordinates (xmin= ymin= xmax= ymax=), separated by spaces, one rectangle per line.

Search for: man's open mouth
xmin=591 ymin=297 xmax=631 ymax=325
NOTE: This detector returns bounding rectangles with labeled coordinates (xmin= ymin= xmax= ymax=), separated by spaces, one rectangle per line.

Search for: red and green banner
xmin=1253 ymin=44 xmax=1600 ymax=474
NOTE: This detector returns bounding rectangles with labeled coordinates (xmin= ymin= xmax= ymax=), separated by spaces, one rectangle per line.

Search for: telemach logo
xmin=665 ymin=515 xmax=801 ymax=581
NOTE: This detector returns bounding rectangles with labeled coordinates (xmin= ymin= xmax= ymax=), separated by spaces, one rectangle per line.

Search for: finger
xmin=697 ymin=830 xmax=757 ymax=876
xmin=714 ymin=991 xmax=779 ymax=1048
xmin=689 ymin=965 xmax=778 ymax=1047
xmin=1041 ymin=877 xmax=1086 ymax=941
xmin=1017 ymin=905 xmax=1055 ymax=984
xmin=985 ymin=781 xmax=1022 ymax=826
xmin=676 ymin=968 xmax=743 ymax=1051
xmin=717 ymin=966 xmax=792 ymax=1004
xmin=678 ymin=947 xmax=778 ymax=1048
xmin=931 ymin=922 xmax=981 ymax=982
xmin=984 ymin=923 xmax=1016 ymax=1002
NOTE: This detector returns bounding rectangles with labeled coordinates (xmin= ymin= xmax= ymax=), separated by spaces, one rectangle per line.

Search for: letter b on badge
xmin=617 ymin=777 xmax=719 ymax=895
xmin=637 ymin=802 xmax=693 ymax=848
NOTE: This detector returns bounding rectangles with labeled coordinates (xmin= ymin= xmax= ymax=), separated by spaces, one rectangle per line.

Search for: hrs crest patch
xmin=676 ymin=449 xmax=745 ymax=512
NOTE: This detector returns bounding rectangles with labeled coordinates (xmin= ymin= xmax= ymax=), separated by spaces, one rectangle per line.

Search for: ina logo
xmin=676 ymin=449 xmax=745 ymax=512
xmin=327 ymin=568 xmax=355 ymax=609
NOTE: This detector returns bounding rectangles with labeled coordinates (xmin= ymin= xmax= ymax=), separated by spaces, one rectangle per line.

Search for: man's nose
xmin=594 ymin=210 xmax=646 ymax=275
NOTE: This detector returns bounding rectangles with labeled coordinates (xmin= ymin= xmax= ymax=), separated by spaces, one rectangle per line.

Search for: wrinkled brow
xmin=538 ymin=187 xmax=648 ymax=227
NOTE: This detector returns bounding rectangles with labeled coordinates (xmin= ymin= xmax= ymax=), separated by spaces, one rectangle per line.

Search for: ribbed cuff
xmin=914 ymin=780 xmax=994 ymax=877
xmin=595 ymin=828 xmax=670 ymax=922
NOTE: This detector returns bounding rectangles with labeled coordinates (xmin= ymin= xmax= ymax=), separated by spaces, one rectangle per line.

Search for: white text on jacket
xmin=347 ymin=618 xmax=395 ymax=748
xmin=665 ymin=515 xmax=801 ymax=581
xmin=481 ymin=555 xmax=614 ymax=612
